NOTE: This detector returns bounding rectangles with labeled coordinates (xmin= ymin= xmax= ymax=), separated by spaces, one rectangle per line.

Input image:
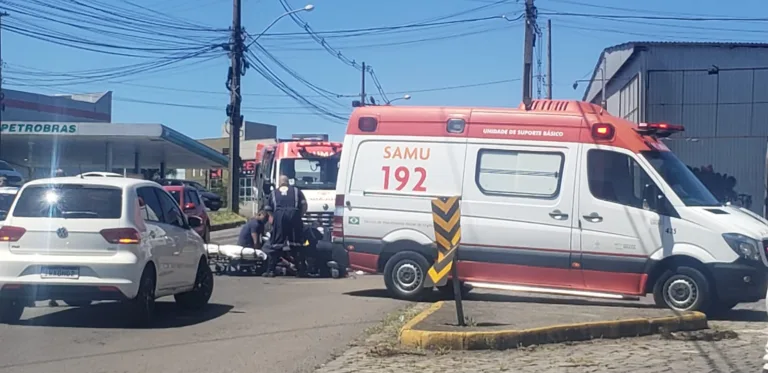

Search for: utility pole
xmin=226 ymin=0 xmax=243 ymax=213
xmin=546 ymin=19 xmax=552 ymax=99
xmin=522 ymin=0 xmax=536 ymax=110
xmin=0 ymin=12 xmax=8 ymax=158
xmin=360 ymin=62 xmax=366 ymax=106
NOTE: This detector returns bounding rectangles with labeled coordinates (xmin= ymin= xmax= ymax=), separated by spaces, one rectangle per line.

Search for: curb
xmin=210 ymin=221 xmax=246 ymax=232
xmin=400 ymin=301 xmax=708 ymax=351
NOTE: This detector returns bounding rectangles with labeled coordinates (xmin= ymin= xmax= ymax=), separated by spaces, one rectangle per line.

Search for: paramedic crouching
xmin=237 ymin=210 xmax=270 ymax=250
xmin=264 ymin=175 xmax=308 ymax=277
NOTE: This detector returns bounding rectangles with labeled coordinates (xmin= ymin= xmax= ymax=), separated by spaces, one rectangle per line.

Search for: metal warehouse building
xmin=583 ymin=41 xmax=768 ymax=216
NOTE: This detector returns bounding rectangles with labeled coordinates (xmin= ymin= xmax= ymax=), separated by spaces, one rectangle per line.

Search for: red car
xmin=163 ymin=185 xmax=211 ymax=243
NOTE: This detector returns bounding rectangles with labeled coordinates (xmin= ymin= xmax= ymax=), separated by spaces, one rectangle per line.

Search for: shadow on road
xmin=344 ymin=288 xmax=657 ymax=309
xmin=19 ymin=301 xmax=233 ymax=329
xmin=708 ymin=308 xmax=768 ymax=322
xmin=463 ymin=292 xmax=658 ymax=309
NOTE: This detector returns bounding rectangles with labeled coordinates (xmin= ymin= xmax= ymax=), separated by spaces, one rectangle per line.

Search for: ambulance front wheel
xmin=383 ymin=251 xmax=431 ymax=301
xmin=653 ymin=266 xmax=712 ymax=312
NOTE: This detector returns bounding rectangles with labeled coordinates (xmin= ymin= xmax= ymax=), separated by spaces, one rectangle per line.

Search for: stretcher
xmin=205 ymin=243 xmax=268 ymax=275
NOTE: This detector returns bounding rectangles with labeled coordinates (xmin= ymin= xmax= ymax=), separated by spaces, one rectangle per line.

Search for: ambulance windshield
xmin=279 ymin=156 xmax=339 ymax=190
xmin=641 ymin=151 xmax=720 ymax=207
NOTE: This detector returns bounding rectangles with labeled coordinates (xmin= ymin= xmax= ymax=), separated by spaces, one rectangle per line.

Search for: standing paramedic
xmin=266 ymin=175 xmax=308 ymax=277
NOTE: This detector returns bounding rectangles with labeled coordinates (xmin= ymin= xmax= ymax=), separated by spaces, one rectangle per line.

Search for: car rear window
xmin=12 ymin=184 xmax=122 ymax=219
xmin=169 ymin=190 xmax=182 ymax=204
xmin=0 ymin=194 xmax=15 ymax=220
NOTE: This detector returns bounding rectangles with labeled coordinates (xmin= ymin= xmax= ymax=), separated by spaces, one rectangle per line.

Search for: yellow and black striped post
xmin=427 ymin=196 xmax=465 ymax=326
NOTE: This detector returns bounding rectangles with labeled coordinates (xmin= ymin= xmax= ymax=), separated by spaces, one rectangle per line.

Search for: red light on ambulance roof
xmin=358 ymin=117 xmax=378 ymax=132
xmin=591 ymin=123 xmax=615 ymax=140
xmin=635 ymin=122 xmax=685 ymax=138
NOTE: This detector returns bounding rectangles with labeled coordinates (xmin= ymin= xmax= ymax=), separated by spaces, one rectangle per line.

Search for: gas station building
xmin=0 ymin=88 xmax=228 ymax=180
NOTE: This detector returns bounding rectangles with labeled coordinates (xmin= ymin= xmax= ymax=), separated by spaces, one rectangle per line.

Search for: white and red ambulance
xmin=332 ymin=100 xmax=768 ymax=313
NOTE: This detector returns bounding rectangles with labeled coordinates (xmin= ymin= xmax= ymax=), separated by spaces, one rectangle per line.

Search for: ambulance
xmin=331 ymin=100 xmax=768 ymax=313
xmin=254 ymin=138 xmax=342 ymax=230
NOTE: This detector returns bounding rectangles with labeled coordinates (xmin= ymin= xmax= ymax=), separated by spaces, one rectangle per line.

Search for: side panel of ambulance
xmin=333 ymin=109 xmax=469 ymax=300
xmin=456 ymin=109 xmax=584 ymax=291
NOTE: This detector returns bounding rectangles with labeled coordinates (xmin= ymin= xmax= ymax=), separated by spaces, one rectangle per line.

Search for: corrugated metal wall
xmin=585 ymin=44 xmax=768 ymax=214
xmin=646 ymin=65 xmax=768 ymax=214
xmin=664 ymin=137 xmax=766 ymax=214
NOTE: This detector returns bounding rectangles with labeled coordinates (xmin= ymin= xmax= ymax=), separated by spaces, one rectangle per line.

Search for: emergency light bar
xmin=634 ymin=122 xmax=685 ymax=138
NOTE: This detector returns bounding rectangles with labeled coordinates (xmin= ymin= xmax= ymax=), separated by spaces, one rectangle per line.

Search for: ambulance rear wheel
xmin=384 ymin=251 xmax=430 ymax=301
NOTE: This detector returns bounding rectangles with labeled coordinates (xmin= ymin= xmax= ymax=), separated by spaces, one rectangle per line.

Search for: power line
xmin=5 ymin=50 xmax=225 ymax=86
xmin=555 ymin=18 xmax=765 ymax=43
xmin=540 ymin=11 xmax=768 ymax=22
xmin=6 ymin=63 xmax=522 ymax=97
xmin=538 ymin=7 xmax=768 ymax=35
xmin=263 ymin=22 xmax=520 ymax=51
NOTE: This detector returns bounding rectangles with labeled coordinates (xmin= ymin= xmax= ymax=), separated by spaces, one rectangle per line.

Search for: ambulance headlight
xmin=722 ymin=233 xmax=761 ymax=261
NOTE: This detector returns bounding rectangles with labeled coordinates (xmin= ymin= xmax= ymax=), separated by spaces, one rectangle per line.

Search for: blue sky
xmin=4 ymin=0 xmax=768 ymax=141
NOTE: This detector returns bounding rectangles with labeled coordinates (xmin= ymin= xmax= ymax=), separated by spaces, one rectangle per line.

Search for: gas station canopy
xmin=0 ymin=122 xmax=228 ymax=170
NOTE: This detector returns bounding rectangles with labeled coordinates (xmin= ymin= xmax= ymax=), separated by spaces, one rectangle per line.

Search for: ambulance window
xmin=587 ymin=149 xmax=655 ymax=209
xmin=476 ymin=149 xmax=564 ymax=198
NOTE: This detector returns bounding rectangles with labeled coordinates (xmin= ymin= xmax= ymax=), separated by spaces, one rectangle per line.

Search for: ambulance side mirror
xmin=643 ymin=184 xmax=671 ymax=215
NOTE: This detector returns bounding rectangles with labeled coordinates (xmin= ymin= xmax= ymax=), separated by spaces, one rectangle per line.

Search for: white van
xmin=331 ymin=100 xmax=768 ymax=313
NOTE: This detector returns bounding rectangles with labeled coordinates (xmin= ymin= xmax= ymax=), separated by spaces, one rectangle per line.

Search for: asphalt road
xmin=0 ymin=228 xmax=403 ymax=373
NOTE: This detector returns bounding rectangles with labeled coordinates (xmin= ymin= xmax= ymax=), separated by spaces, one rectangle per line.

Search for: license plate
xmin=40 ymin=266 xmax=79 ymax=279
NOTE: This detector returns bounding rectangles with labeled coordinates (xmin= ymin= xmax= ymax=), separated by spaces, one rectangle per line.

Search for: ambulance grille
xmin=303 ymin=211 xmax=333 ymax=229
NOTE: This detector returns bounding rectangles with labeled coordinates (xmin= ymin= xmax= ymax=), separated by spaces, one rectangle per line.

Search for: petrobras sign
xmin=1 ymin=122 xmax=78 ymax=135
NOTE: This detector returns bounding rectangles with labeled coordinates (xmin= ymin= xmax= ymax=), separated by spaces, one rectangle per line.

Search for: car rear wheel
xmin=175 ymin=258 xmax=214 ymax=310
xmin=0 ymin=299 xmax=24 ymax=324
xmin=132 ymin=266 xmax=157 ymax=327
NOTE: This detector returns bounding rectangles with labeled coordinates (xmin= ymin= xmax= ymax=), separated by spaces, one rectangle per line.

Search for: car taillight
xmin=0 ymin=226 xmax=26 ymax=242
xmin=100 ymin=228 xmax=141 ymax=244
xmin=332 ymin=194 xmax=345 ymax=240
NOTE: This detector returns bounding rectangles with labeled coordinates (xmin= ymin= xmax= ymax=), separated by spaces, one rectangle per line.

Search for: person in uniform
xmin=237 ymin=210 xmax=269 ymax=250
xmin=266 ymin=175 xmax=308 ymax=276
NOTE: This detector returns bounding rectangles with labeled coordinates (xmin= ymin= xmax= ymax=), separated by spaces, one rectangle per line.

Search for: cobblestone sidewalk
xmin=315 ymin=300 xmax=768 ymax=373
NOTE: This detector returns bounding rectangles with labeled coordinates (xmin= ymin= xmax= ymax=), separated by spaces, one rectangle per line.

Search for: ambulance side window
xmin=475 ymin=149 xmax=565 ymax=198
xmin=587 ymin=149 xmax=657 ymax=210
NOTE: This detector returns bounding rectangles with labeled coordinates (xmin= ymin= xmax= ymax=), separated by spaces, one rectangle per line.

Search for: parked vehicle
xmin=253 ymin=137 xmax=341 ymax=230
xmin=158 ymin=179 xmax=222 ymax=211
xmin=0 ymin=187 xmax=19 ymax=222
xmin=163 ymin=185 xmax=211 ymax=243
xmin=76 ymin=172 xmax=124 ymax=178
xmin=0 ymin=161 xmax=25 ymax=187
xmin=0 ymin=177 xmax=213 ymax=325
xmin=332 ymin=101 xmax=768 ymax=314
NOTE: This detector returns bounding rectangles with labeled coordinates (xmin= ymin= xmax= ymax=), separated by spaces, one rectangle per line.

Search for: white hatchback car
xmin=0 ymin=177 xmax=213 ymax=325
xmin=76 ymin=172 xmax=124 ymax=178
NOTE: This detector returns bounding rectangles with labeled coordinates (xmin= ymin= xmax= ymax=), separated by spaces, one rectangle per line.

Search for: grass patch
xmin=365 ymin=303 xmax=430 ymax=358
xmin=208 ymin=211 xmax=247 ymax=226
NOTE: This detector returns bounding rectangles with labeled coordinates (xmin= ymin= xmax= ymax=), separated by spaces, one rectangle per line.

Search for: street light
xmin=246 ymin=4 xmax=314 ymax=47
xmin=386 ymin=94 xmax=411 ymax=105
